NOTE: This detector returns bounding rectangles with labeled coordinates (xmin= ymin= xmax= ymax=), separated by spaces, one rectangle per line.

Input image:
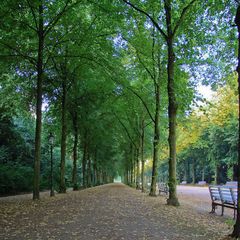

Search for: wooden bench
xmin=226 ymin=181 xmax=238 ymax=187
xmin=158 ymin=182 xmax=169 ymax=195
xmin=180 ymin=181 xmax=187 ymax=185
xmin=209 ymin=185 xmax=237 ymax=218
xmin=198 ymin=181 xmax=206 ymax=185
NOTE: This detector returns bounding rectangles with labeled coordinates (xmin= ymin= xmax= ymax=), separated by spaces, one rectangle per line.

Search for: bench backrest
xmin=219 ymin=187 xmax=234 ymax=204
xmin=209 ymin=185 xmax=238 ymax=205
xmin=230 ymin=188 xmax=238 ymax=204
xmin=209 ymin=186 xmax=221 ymax=201
xmin=158 ymin=182 xmax=168 ymax=190
xmin=158 ymin=182 xmax=166 ymax=187
xmin=226 ymin=181 xmax=238 ymax=187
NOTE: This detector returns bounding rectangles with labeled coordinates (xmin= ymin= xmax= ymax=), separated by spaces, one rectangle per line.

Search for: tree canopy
xmin=0 ymin=0 xmax=240 ymax=237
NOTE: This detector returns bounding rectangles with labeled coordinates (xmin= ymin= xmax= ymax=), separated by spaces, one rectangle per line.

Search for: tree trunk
xmin=103 ymin=172 xmax=106 ymax=184
xmin=141 ymin=119 xmax=145 ymax=192
xmin=214 ymin=162 xmax=218 ymax=185
xmin=100 ymin=170 xmax=103 ymax=185
xmin=87 ymin=152 xmax=92 ymax=187
xmin=82 ymin=140 xmax=87 ymax=188
xmin=133 ymin=148 xmax=136 ymax=186
xmin=165 ymin=0 xmax=179 ymax=206
xmin=33 ymin=1 xmax=44 ymax=200
xmin=72 ymin=112 xmax=78 ymax=191
xmin=96 ymin=163 xmax=100 ymax=185
xmin=136 ymin=147 xmax=140 ymax=189
xmin=130 ymin=164 xmax=133 ymax=185
xmin=124 ymin=172 xmax=128 ymax=184
xmin=191 ymin=161 xmax=195 ymax=184
xmin=93 ymin=149 xmax=97 ymax=186
xmin=150 ymin=84 xmax=160 ymax=196
xmin=59 ymin=76 xmax=67 ymax=193
xmin=202 ymin=166 xmax=205 ymax=182
xmin=124 ymin=151 xmax=129 ymax=185
xmin=131 ymin=145 xmax=134 ymax=186
xmin=184 ymin=160 xmax=188 ymax=182
xmin=231 ymin=6 xmax=240 ymax=238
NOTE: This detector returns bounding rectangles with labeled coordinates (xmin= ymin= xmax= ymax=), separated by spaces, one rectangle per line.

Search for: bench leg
xmin=210 ymin=203 xmax=216 ymax=214
xmin=221 ymin=206 xmax=224 ymax=216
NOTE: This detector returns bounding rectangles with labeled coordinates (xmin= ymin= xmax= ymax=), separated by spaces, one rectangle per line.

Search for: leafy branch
xmin=126 ymin=86 xmax=155 ymax=123
xmin=173 ymin=0 xmax=198 ymax=37
xmin=122 ymin=0 xmax=168 ymax=40
xmin=113 ymin=112 xmax=137 ymax=148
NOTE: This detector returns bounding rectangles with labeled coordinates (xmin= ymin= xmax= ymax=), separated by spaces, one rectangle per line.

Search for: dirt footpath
xmin=0 ymin=183 xmax=233 ymax=240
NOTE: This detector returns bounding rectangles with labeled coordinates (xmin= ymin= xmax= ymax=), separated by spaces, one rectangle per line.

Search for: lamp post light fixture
xmin=49 ymin=132 xmax=55 ymax=197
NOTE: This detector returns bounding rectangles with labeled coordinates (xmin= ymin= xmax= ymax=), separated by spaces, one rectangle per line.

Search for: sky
xmin=197 ymin=84 xmax=214 ymax=101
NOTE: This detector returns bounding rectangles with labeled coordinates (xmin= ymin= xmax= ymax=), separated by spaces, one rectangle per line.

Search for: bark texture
xmin=136 ymin=147 xmax=140 ymax=189
xmin=87 ymin=152 xmax=92 ymax=187
xmin=82 ymin=140 xmax=87 ymax=187
xmin=191 ymin=160 xmax=195 ymax=184
xmin=33 ymin=1 xmax=44 ymax=200
xmin=141 ymin=120 xmax=145 ymax=192
xmin=59 ymin=76 xmax=67 ymax=193
xmin=165 ymin=0 xmax=179 ymax=206
xmin=150 ymin=84 xmax=160 ymax=196
xmin=72 ymin=112 xmax=78 ymax=191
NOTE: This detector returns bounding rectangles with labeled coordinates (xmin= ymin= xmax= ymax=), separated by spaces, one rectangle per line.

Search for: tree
xmin=231 ymin=2 xmax=240 ymax=238
xmin=122 ymin=0 xmax=199 ymax=205
xmin=0 ymin=0 xmax=84 ymax=200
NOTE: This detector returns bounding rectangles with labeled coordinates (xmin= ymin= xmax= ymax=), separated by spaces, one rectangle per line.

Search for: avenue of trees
xmin=0 ymin=0 xmax=240 ymax=238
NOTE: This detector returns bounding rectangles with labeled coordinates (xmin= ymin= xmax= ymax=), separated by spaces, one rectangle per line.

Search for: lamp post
xmin=49 ymin=132 xmax=55 ymax=197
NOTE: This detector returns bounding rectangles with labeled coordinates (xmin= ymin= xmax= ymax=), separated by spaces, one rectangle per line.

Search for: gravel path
xmin=0 ymin=183 xmax=233 ymax=240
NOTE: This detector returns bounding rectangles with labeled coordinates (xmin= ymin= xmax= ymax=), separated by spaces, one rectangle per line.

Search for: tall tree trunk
xmin=33 ymin=1 xmax=44 ymax=200
xmin=134 ymin=153 xmax=137 ymax=185
xmin=130 ymin=145 xmax=134 ymax=185
xmin=165 ymin=0 xmax=179 ymax=206
xmin=59 ymin=76 xmax=67 ymax=193
xmin=72 ymin=112 xmax=78 ymax=191
xmin=103 ymin=172 xmax=106 ymax=184
xmin=202 ymin=166 xmax=205 ymax=182
xmin=96 ymin=168 xmax=100 ymax=185
xmin=231 ymin=6 xmax=240 ymax=238
xmin=184 ymin=160 xmax=188 ymax=182
xmin=124 ymin=152 xmax=128 ymax=184
xmin=82 ymin=140 xmax=87 ymax=188
xmin=130 ymin=166 xmax=133 ymax=185
xmin=150 ymin=84 xmax=160 ymax=196
xmin=141 ymin=119 xmax=145 ymax=192
xmin=100 ymin=169 xmax=103 ymax=185
xmin=136 ymin=147 xmax=140 ymax=189
xmin=191 ymin=160 xmax=195 ymax=184
xmin=93 ymin=149 xmax=97 ymax=186
xmin=124 ymin=172 xmax=128 ymax=184
xmin=214 ymin=162 xmax=218 ymax=185
xmin=87 ymin=152 xmax=92 ymax=187
xmin=129 ymin=169 xmax=131 ymax=184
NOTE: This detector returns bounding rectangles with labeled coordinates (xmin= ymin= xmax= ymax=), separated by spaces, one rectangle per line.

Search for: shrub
xmin=0 ymin=164 xmax=33 ymax=195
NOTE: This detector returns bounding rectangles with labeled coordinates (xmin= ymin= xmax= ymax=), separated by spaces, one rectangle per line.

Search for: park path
xmin=0 ymin=183 xmax=233 ymax=240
